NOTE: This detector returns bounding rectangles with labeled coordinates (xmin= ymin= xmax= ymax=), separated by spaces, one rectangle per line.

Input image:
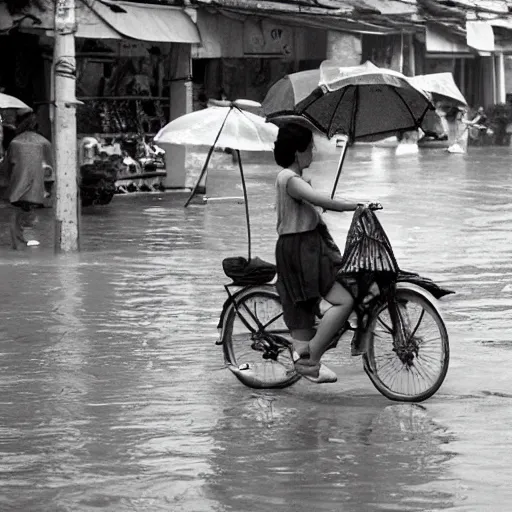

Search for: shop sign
xmin=244 ymin=20 xmax=293 ymax=57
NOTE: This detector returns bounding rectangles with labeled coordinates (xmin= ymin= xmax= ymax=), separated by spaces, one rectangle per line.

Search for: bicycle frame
xmin=219 ymin=281 xmax=382 ymax=357
xmin=218 ymin=276 xmax=448 ymax=365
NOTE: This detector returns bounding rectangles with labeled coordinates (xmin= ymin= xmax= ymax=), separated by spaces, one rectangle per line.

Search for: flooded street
xmin=2 ymin=143 xmax=512 ymax=511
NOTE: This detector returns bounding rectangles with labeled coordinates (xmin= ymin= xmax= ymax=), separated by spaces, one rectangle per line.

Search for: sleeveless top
xmin=275 ymin=169 xmax=320 ymax=235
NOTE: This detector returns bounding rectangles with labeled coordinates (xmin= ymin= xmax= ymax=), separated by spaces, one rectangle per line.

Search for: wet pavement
xmin=1 ymin=142 xmax=512 ymax=511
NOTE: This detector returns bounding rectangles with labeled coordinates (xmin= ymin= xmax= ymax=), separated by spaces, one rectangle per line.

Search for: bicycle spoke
xmin=262 ymin=312 xmax=285 ymax=331
xmin=223 ymin=291 xmax=300 ymax=389
xmin=377 ymin=316 xmax=393 ymax=334
xmin=409 ymin=308 xmax=425 ymax=338
xmin=365 ymin=289 xmax=449 ymax=401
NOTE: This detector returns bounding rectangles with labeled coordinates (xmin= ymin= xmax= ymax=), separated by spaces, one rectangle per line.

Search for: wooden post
xmin=497 ymin=52 xmax=506 ymax=104
xmin=408 ymin=34 xmax=415 ymax=76
xmin=53 ymin=0 xmax=79 ymax=252
xmin=460 ymin=58 xmax=466 ymax=97
xmin=399 ymin=31 xmax=404 ymax=74
xmin=491 ymin=55 xmax=497 ymax=105
xmin=164 ymin=44 xmax=193 ymax=190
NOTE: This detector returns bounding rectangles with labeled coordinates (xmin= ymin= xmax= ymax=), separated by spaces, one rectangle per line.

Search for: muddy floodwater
xmin=1 ymin=143 xmax=512 ymax=511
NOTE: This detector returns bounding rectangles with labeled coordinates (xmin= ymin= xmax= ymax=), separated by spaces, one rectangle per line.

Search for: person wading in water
xmin=0 ymin=112 xmax=52 ymax=249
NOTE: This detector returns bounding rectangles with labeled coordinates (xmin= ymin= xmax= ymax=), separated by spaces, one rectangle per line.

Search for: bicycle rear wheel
xmin=363 ymin=286 xmax=449 ymax=402
xmin=221 ymin=288 xmax=300 ymax=389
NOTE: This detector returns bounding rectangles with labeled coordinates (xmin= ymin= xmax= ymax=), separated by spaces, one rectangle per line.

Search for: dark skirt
xmin=275 ymin=223 xmax=343 ymax=330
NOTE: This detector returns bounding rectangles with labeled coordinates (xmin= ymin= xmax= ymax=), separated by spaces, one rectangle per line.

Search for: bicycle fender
xmin=397 ymin=270 xmax=455 ymax=298
xmin=395 ymin=281 xmax=445 ymax=319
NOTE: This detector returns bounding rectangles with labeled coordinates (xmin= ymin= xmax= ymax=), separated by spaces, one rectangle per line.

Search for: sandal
xmin=293 ymin=352 xmax=337 ymax=384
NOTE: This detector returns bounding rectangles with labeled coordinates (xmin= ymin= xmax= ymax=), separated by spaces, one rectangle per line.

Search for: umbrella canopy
xmin=262 ymin=62 xmax=384 ymax=118
xmin=0 ymin=93 xmax=31 ymax=111
xmin=155 ymin=99 xmax=278 ymax=261
xmin=154 ymin=100 xmax=278 ymax=151
xmin=291 ymin=60 xmax=433 ymax=141
xmin=409 ymin=72 xmax=467 ymax=107
xmin=262 ymin=69 xmax=320 ymax=117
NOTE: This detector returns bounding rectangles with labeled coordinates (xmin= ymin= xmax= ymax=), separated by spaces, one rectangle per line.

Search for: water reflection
xmin=206 ymin=394 xmax=455 ymax=512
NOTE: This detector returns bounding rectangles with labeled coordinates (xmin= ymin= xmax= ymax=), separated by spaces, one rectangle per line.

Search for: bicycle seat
xmin=222 ymin=256 xmax=276 ymax=286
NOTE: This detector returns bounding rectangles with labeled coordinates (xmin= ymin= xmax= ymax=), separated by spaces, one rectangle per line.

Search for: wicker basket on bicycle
xmin=338 ymin=206 xmax=399 ymax=303
xmin=341 ymin=206 xmax=399 ymax=274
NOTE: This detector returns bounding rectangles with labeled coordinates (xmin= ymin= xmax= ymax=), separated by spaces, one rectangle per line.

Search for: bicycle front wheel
xmin=221 ymin=288 xmax=300 ymax=389
xmin=363 ymin=286 xmax=449 ymax=402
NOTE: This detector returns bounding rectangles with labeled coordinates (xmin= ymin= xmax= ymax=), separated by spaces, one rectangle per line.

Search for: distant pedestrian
xmin=464 ymin=106 xmax=490 ymax=143
xmin=0 ymin=112 xmax=52 ymax=249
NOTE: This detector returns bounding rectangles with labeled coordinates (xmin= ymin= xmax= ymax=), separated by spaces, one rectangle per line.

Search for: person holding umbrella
xmin=274 ymin=122 xmax=373 ymax=384
xmin=463 ymin=106 xmax=489 ymax=143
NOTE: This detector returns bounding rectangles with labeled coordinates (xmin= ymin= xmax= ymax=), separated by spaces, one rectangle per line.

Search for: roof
xmin=192 ymin=0 xmax=422 ymax=33
xmin=1 ymin=0 xmax=200 ymax=42
xmin=4 ymin=0 xmax=512 ymax=45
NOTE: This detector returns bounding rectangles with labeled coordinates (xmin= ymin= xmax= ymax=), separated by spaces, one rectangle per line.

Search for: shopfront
xmin=191 ymin=10 xmax=326 ymax=109
xmin=417 ymin=22 xmax=512 ymax=109
xmin=1 ymin=0 xmax=200 ymax=194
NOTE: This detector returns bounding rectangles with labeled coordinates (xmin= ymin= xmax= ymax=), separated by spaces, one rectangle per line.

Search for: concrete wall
xmin=326 ymin=31 xmax=362 ymax=65
xmin=192 ymin=10 xmax=326 ymax=61
xmin=165 ymin=43 xmax=193 ymax=189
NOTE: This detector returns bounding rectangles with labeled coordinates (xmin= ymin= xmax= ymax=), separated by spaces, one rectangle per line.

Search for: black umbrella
xmin=269 ymin=61 xmax=434 ymax=198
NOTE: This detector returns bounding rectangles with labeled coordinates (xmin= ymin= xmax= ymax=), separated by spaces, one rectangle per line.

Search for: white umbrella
xmin=0 ymin=93 xmax=31 ymax=111
xmin=409 ymin=73 xmax=467 ymax=107
xmin=155 ymin=99 xmax=277 ymax=151
xmin=154 ymin=99 xmax=278 ymax=259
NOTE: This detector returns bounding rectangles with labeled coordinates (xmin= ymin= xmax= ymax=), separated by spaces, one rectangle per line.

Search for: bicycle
xmin=216 ymin=207 xmax=452 ymax=403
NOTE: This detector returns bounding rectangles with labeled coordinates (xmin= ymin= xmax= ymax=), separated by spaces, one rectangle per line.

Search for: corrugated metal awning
xmin=89 ymin=1 xmax=200 ymax=43
xmin=8 ymin=0 xmax=200 ymax=43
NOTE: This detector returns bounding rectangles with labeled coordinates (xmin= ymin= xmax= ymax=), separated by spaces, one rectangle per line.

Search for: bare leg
xmin=308 ymin=282 xmax=354 ymax=364
xmin=290 ymin=327 xmax=315 ymax=358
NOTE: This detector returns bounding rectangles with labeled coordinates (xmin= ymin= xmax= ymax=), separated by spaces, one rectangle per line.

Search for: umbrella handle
xmin=184 ymin=143 xmax=215 ymax=207
xmin=330 ymin=136 xmax=349 ymax=199
xmin=236 ymin=150 xmax=251 ymax=261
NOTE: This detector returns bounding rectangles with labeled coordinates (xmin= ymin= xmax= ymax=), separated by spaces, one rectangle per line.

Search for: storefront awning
xmin=88 ymin=1 xmax=200 ymax=43
xmin=11 ymin=0 xmax=200 ymax=43
xmin=466 ymin=21 xmax=494 ymax=54
xmin=426 ymin=24 xmax=471 ymax=54
xmin=426 ymin=21 xmax=499 ymax=57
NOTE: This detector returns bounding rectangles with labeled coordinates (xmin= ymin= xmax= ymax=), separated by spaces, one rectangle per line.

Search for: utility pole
xmin=53 ymin=0 xmax=79 ymax=252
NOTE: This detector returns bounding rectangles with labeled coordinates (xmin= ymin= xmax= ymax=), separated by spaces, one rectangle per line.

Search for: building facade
xmin=2 ymin=0 xmax=512 ymax=189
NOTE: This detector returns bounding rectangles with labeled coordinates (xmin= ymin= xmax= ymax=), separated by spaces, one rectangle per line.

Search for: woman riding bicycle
xmin=274 ymin=122 xmax=371 ymax=384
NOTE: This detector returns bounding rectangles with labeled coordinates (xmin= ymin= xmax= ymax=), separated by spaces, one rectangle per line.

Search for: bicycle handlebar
xmin=357 ymin=202 xmax=383 ymax=211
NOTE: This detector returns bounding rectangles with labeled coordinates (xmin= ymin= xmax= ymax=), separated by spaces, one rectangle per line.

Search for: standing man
xmin=0 ymin=111 xmax=52 ymax=249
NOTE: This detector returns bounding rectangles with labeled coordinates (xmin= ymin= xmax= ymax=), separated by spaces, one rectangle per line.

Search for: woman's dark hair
xmin=274 ymin=122 xmax=313 ymax=168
